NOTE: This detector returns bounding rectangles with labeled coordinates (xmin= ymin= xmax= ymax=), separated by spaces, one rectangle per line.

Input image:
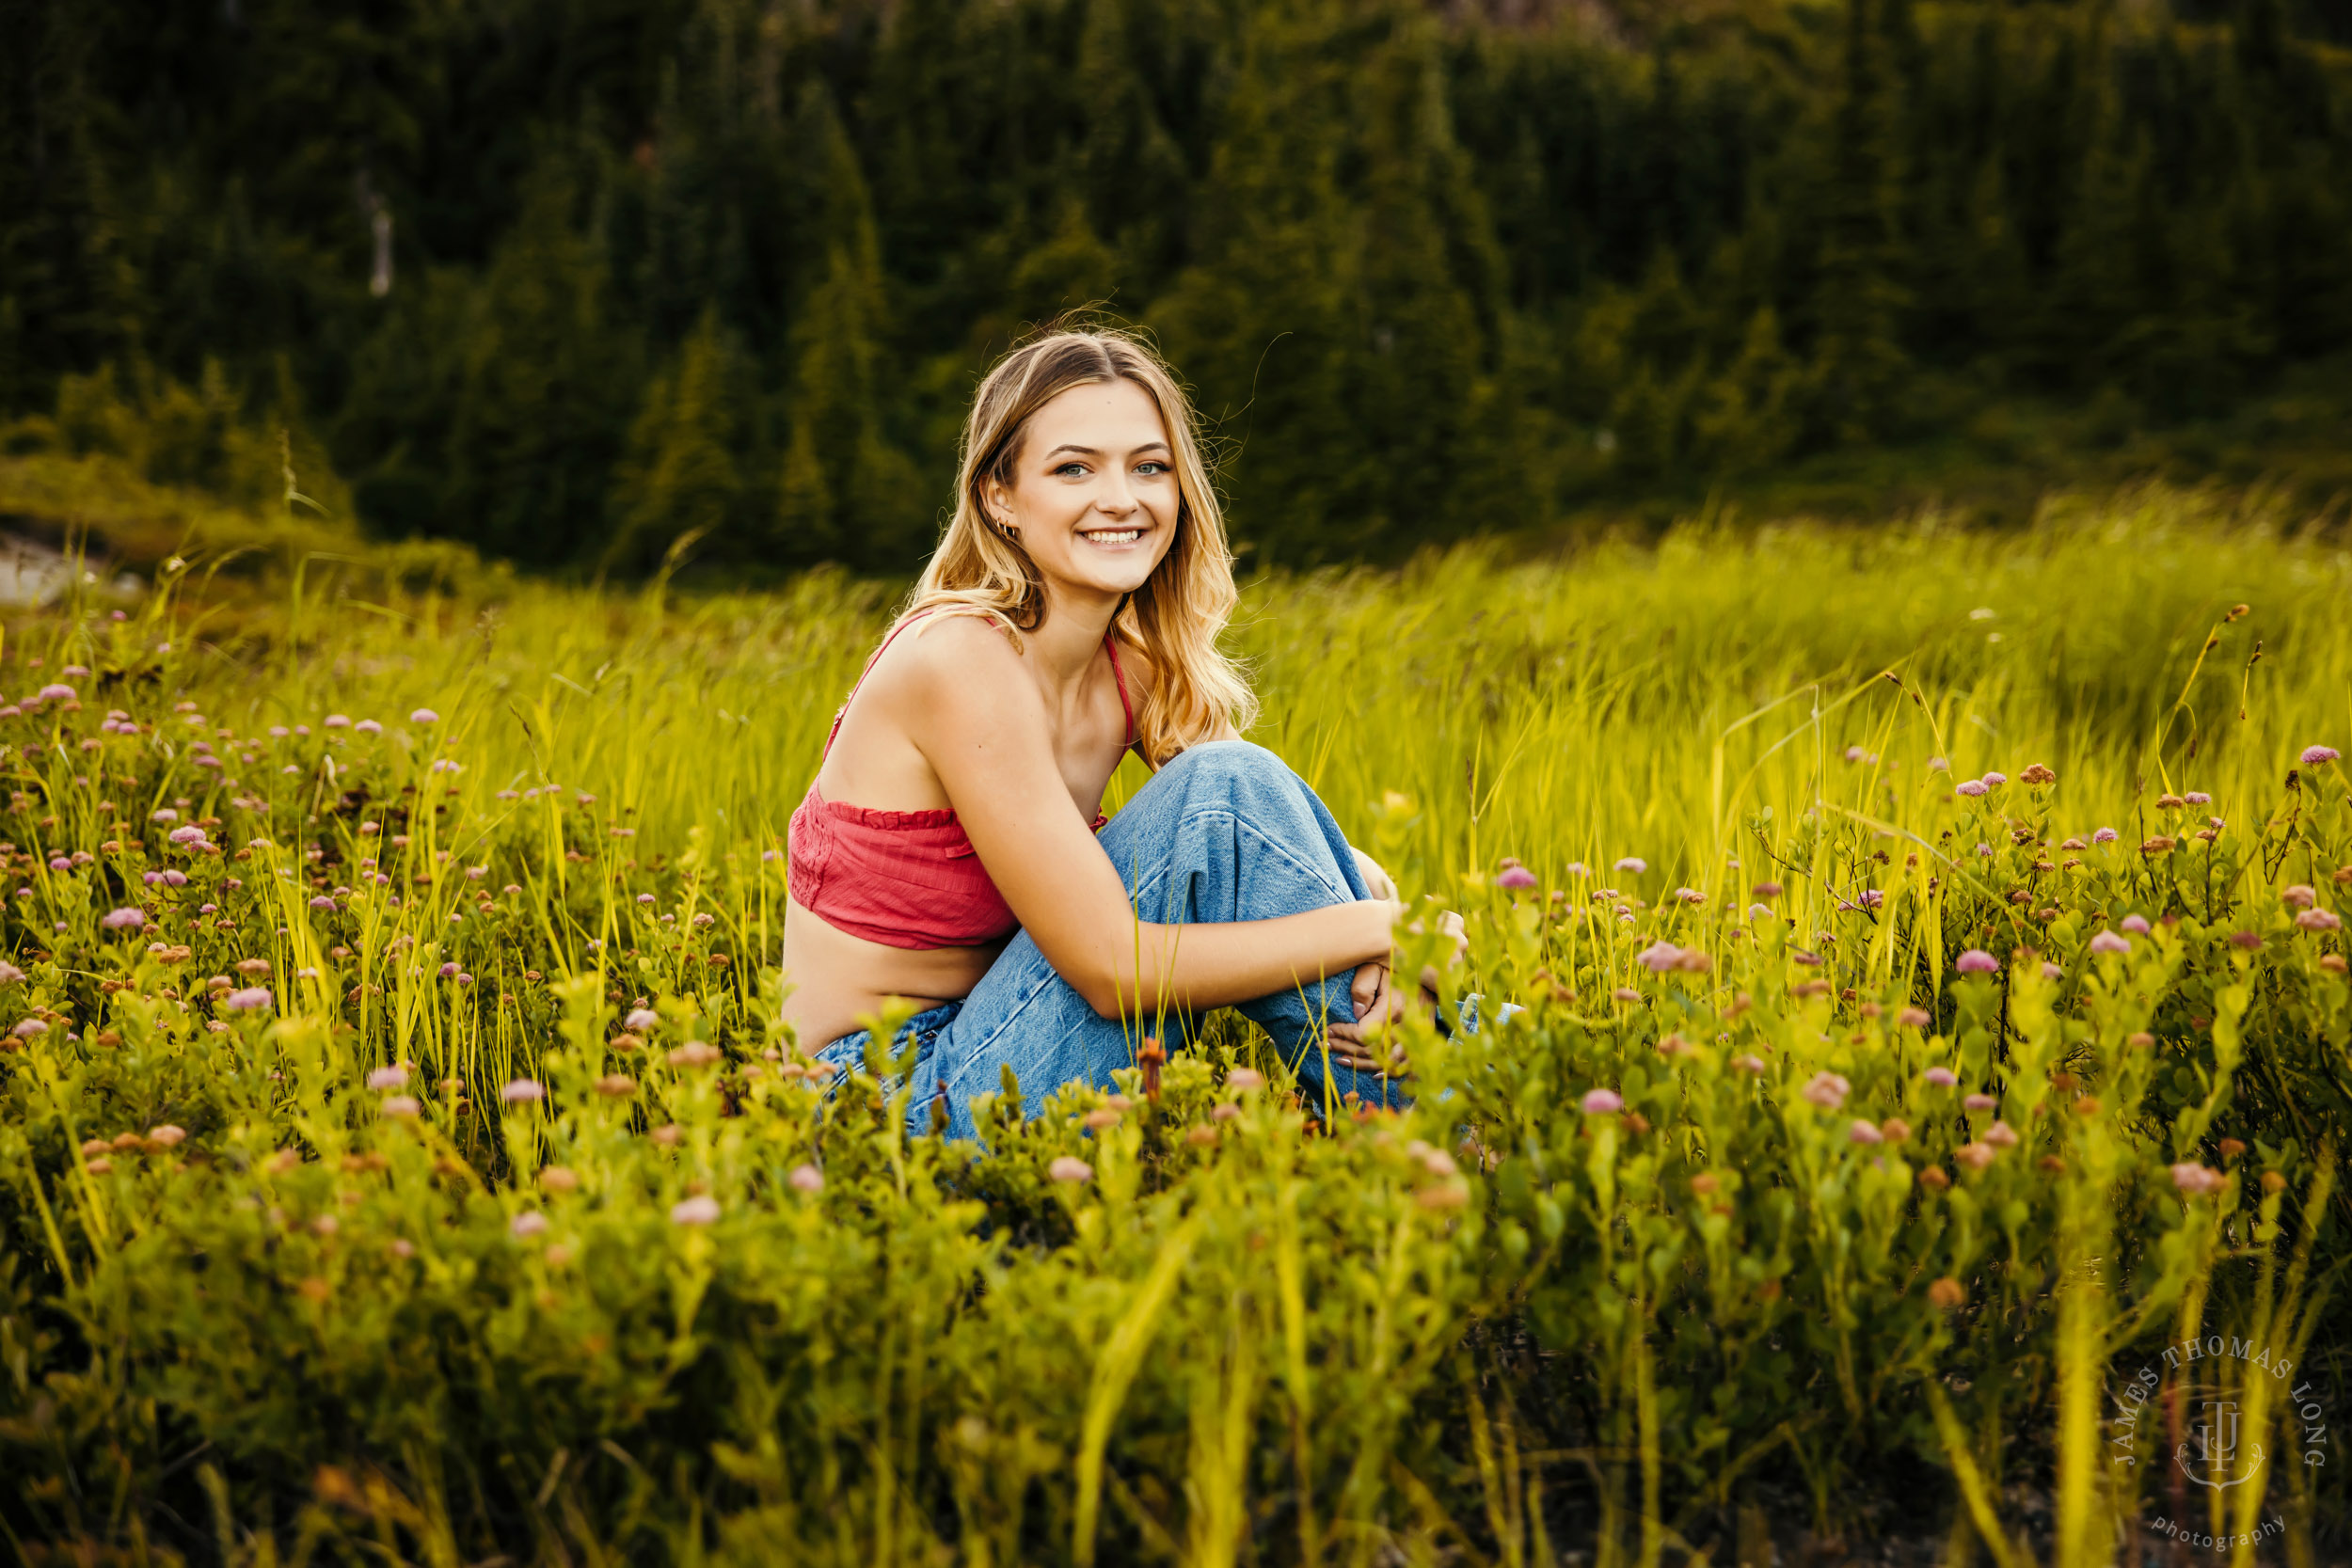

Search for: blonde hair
xmin=903 ymin=326 xmax=1255 ymax=767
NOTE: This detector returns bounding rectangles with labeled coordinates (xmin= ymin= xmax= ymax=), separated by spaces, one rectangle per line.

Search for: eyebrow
xmin=1042 ymin=441 xmax=1172 ymax=460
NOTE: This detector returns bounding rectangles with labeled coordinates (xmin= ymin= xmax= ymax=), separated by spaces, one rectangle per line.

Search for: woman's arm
xmin=903 ymin=620 xmax=1399 ymax=1019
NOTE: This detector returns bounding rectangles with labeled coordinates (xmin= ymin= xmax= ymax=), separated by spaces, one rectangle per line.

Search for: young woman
xmin=782 ymin=328 xmax=1436 ymax=1139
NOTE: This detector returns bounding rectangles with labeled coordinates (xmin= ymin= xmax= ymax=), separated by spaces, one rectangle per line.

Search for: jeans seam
xmin=1119 ymin=805 xmax=1354 ymax=920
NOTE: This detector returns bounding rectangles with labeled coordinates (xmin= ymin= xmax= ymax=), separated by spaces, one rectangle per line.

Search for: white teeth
xmin=1084 ymin=530 xmax=1141 ymax=545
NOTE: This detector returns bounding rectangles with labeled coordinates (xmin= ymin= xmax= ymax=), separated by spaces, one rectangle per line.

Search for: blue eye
xmin=1055 ymin=463 xmax=1088 ymax=478
xmin=1136 ymin=461 xmax=1169 ymax=475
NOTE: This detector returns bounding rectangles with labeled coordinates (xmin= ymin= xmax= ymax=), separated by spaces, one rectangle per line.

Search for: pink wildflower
xmin=1924 ymin=1067 xmax=1959 ymax=1087
xmin=100 ymin=907 xmax=145 ymax=930
xmin=1850 ymin=1120 xmax=1883 ymax=1145
xmin=670 ymin=1195 xmax=721 ymax=1225
xmin=1495 ymin=864 xmax=1537 ymax=890
xmin=788 ymin=1164 xmax=824 ymax=1194
xmin=224 ymin=987 xmax=271 ymax=1011
xmin=367 ymin=1066 xmax=408 ymax=1090
xmin=1580 ymin=1088 xmax=1625 ymax=1115
xmin=501 ymin=1078 xmax=545 ymax=1104
xmin=2299 ymin=744 xmax=2340 ymax=767
xmin=410 ymin=708 xmax=439 ymax=725
xmin=1955 ymin=949 xmax=1999 ymax=974
xmin=1801 ymin=1071 xmax=1851 ymax=1110
xmin=2120 ymin=914 xmax=2152 ymax=934
xmin=2170 ymin=1163 xmax=2225 ymax=1196
xmin=1048 ymin=1156 xmax=1094 ymax=1183
xmin=2090 ymin=930 xmax=2131 ymax=955
xmin=510 ymin=1212 xmax=548 ymax=1238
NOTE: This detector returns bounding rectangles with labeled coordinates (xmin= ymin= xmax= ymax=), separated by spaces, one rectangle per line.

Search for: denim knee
xmin=1162 ymin=739 xmax=1296 ymax=797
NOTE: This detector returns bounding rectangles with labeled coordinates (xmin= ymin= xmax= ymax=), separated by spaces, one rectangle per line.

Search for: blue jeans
xmin=812 ymin=740 xmax=1409 ymax=1140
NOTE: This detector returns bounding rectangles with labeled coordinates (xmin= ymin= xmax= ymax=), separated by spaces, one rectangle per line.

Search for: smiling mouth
xmin=1080 ymin=529 xmax=1144 ymax=546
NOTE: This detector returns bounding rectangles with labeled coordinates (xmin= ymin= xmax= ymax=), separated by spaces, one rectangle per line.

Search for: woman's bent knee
xmin=1163 ymin=739 xmax=1295 ymax=795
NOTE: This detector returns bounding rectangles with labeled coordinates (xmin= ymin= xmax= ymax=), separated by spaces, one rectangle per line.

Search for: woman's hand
xmin=1326 ymin=907 xmax=1469 ymax=1073
xmin=1328 ymin=959 xmax=1417 ymax=1074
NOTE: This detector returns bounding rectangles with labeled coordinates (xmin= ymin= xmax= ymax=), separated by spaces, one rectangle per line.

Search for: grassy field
xmin=1 ymin=481 xmax=2347 ymax=1565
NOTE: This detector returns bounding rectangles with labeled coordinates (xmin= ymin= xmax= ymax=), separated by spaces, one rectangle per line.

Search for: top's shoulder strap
xmin=1104 ymin=629 xmax=1137 ymax=752
xmin=823 ymin=610 xmax=934 ymax=760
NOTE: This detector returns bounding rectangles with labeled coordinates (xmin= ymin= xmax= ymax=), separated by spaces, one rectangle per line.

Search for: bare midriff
xmin=779 ymin=892 xmax=1009 ymax=1051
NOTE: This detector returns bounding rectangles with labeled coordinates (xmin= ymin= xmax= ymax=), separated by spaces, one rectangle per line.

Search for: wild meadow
xmin=2 ymin=482 xmax=2348 ymax=1565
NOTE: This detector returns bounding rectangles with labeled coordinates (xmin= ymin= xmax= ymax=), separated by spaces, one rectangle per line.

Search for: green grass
xmin=1 ymin=480 xmax=2347 ymax=1565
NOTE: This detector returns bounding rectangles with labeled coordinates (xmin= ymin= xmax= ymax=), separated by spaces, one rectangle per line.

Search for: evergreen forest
xmin=6 ymin=0 xmax=2352 ymax=574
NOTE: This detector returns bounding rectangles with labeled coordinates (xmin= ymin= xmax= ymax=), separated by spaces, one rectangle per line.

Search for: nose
xmin=1096 ymin=472 xmax=1138 ymax=515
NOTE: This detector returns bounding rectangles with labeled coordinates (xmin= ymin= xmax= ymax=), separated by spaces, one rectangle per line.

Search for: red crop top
xmin=787 ymin=612 xmax=1136 ymax=949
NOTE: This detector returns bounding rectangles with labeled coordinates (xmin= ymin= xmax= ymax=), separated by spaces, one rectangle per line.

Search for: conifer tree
xmin=1803 ymin=0 xmax=1912 ymax=446
xmin=1072 ymin=0 xmax=1193 ymax=292
xmin=1148 ymin=0 xmax=1359 ymax=563
xmin=1601 ymin=251 xmax=1706 ymax=479
xmin=1155 ymin=0 xmax=1517 ymax=562
xmin=2038 ymin=23 xmax=2154 ymax=390
xmin=607 ymin=309 xmax=748 ymax=572
xmin=1958 ymin=153 xmax=2031 ymax=378
xmin=1692 ymin=306 xmax=1801 ymax=475
xmin=440 ymin=175 xmax=644 ymax=565
xmin=773 ymin=90 xmax=924 ymax=572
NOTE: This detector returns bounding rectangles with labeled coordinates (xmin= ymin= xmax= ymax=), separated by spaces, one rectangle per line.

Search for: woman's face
xmin=987 ymin=378 xmax=1180 ymax=604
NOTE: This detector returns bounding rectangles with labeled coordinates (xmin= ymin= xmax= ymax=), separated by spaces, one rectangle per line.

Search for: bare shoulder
xmin=875 ymin=613 xmax=1035 ymax=721
xmin=895 ymin=611 xmax=1019 ymax=671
